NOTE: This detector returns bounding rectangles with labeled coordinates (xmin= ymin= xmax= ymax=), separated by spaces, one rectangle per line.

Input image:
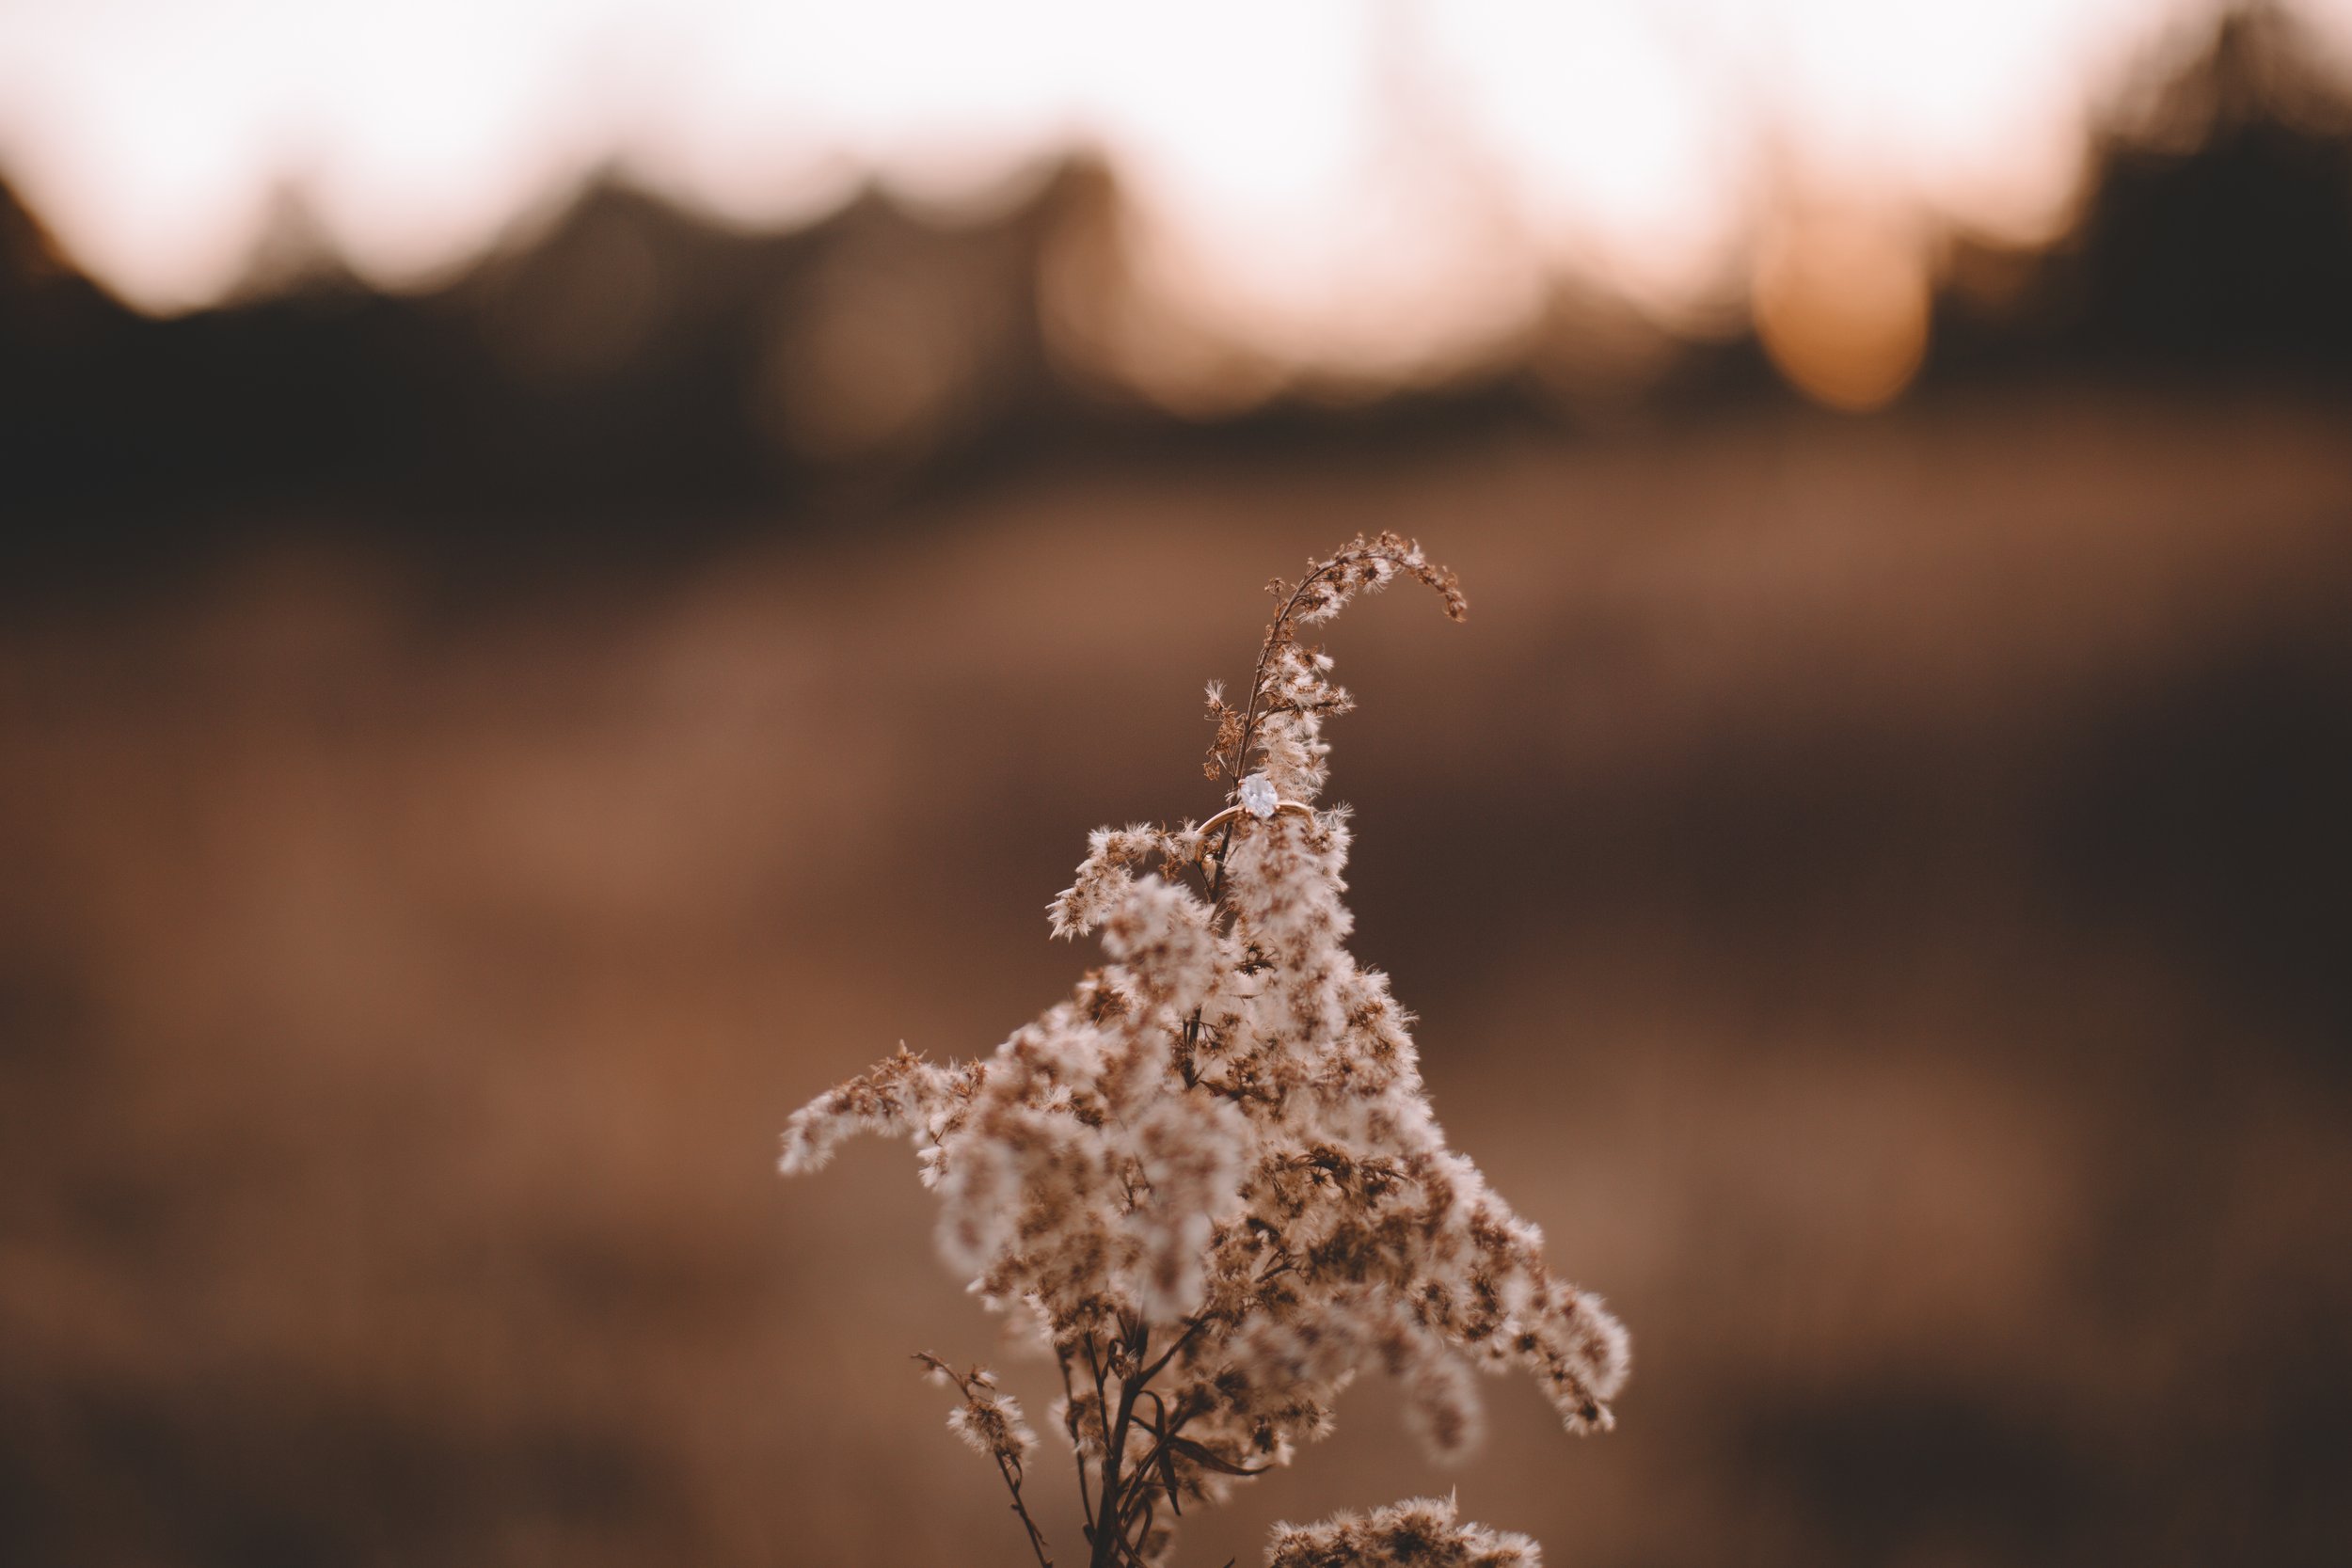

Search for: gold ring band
xmin=1196 ymin=799 xmax=1315 ymax=846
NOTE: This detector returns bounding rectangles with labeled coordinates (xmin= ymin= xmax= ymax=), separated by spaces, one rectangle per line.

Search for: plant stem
xmin=1089 ymin=1323 xmax=1150 ymax=1568
xmin=995 ymin=1451 xmax=1055 ymax=1568
xmin=1057 ymin=1348 xmax=1098 ymax=1543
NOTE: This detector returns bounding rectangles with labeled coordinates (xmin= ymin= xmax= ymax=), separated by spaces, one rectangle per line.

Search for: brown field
xmin=5 ymin=383 xmax=2350 ymax=1566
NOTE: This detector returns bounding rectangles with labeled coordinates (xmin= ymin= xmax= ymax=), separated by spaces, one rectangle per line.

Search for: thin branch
xmin=1136 ymin=1312 xmax=1210 ymax=1387
xmin=914 ymin=1354 xmax=1056 ymax=1568
xmin=1203 ymin=563 xmax=1331 ymax=905
xmin=993 ymin=1450 xmax=1056 ymax=1568
xmin=1057 ymin=1347 xmax=1097 ymax=1542
xmin=1090 ymin=1323 xmax=1153 ymax=1568
xmin=1217 ymin=561 xmax=1343 ymax=791
xmin=1124 ymin=1497 xmax=1157 ymax=1567
xmin=1085 ymin=1333 xmax=1108 ymax=1428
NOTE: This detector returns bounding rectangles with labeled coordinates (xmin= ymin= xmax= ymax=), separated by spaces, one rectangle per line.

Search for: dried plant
xmin=782 ymin=534 xmax=1628 ymax=1567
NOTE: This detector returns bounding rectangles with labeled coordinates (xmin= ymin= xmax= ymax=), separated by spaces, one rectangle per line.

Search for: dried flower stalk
xmin=783 ymin=533 xmax=1627 ymax=1567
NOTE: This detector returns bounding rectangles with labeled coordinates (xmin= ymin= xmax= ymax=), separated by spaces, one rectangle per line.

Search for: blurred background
xmin=4 ymin=1 xmax=2351 ymax=1563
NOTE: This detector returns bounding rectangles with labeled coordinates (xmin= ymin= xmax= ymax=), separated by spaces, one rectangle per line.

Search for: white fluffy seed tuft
xmin=784 ymin=535 xmax=1613 ymax=1566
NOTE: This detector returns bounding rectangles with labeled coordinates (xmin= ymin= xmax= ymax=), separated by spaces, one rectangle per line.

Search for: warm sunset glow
xmin=1754 ymin=208 xmax=1932 ymax=412
xmin=1 ymin=0 xmax=2340 ymax=396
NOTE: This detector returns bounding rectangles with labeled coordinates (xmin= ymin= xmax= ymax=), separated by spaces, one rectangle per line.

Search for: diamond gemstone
xmin=1238 ymin=773 xmax=1279 ymax=819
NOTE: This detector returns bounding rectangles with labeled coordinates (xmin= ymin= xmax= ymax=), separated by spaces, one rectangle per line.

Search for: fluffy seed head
xmin=785 ymin=535 xmax=1619 ymax=1566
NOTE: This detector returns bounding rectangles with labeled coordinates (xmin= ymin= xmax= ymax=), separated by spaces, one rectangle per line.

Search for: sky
xmin=0 ymin=0 xmax=2336 ymax=388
